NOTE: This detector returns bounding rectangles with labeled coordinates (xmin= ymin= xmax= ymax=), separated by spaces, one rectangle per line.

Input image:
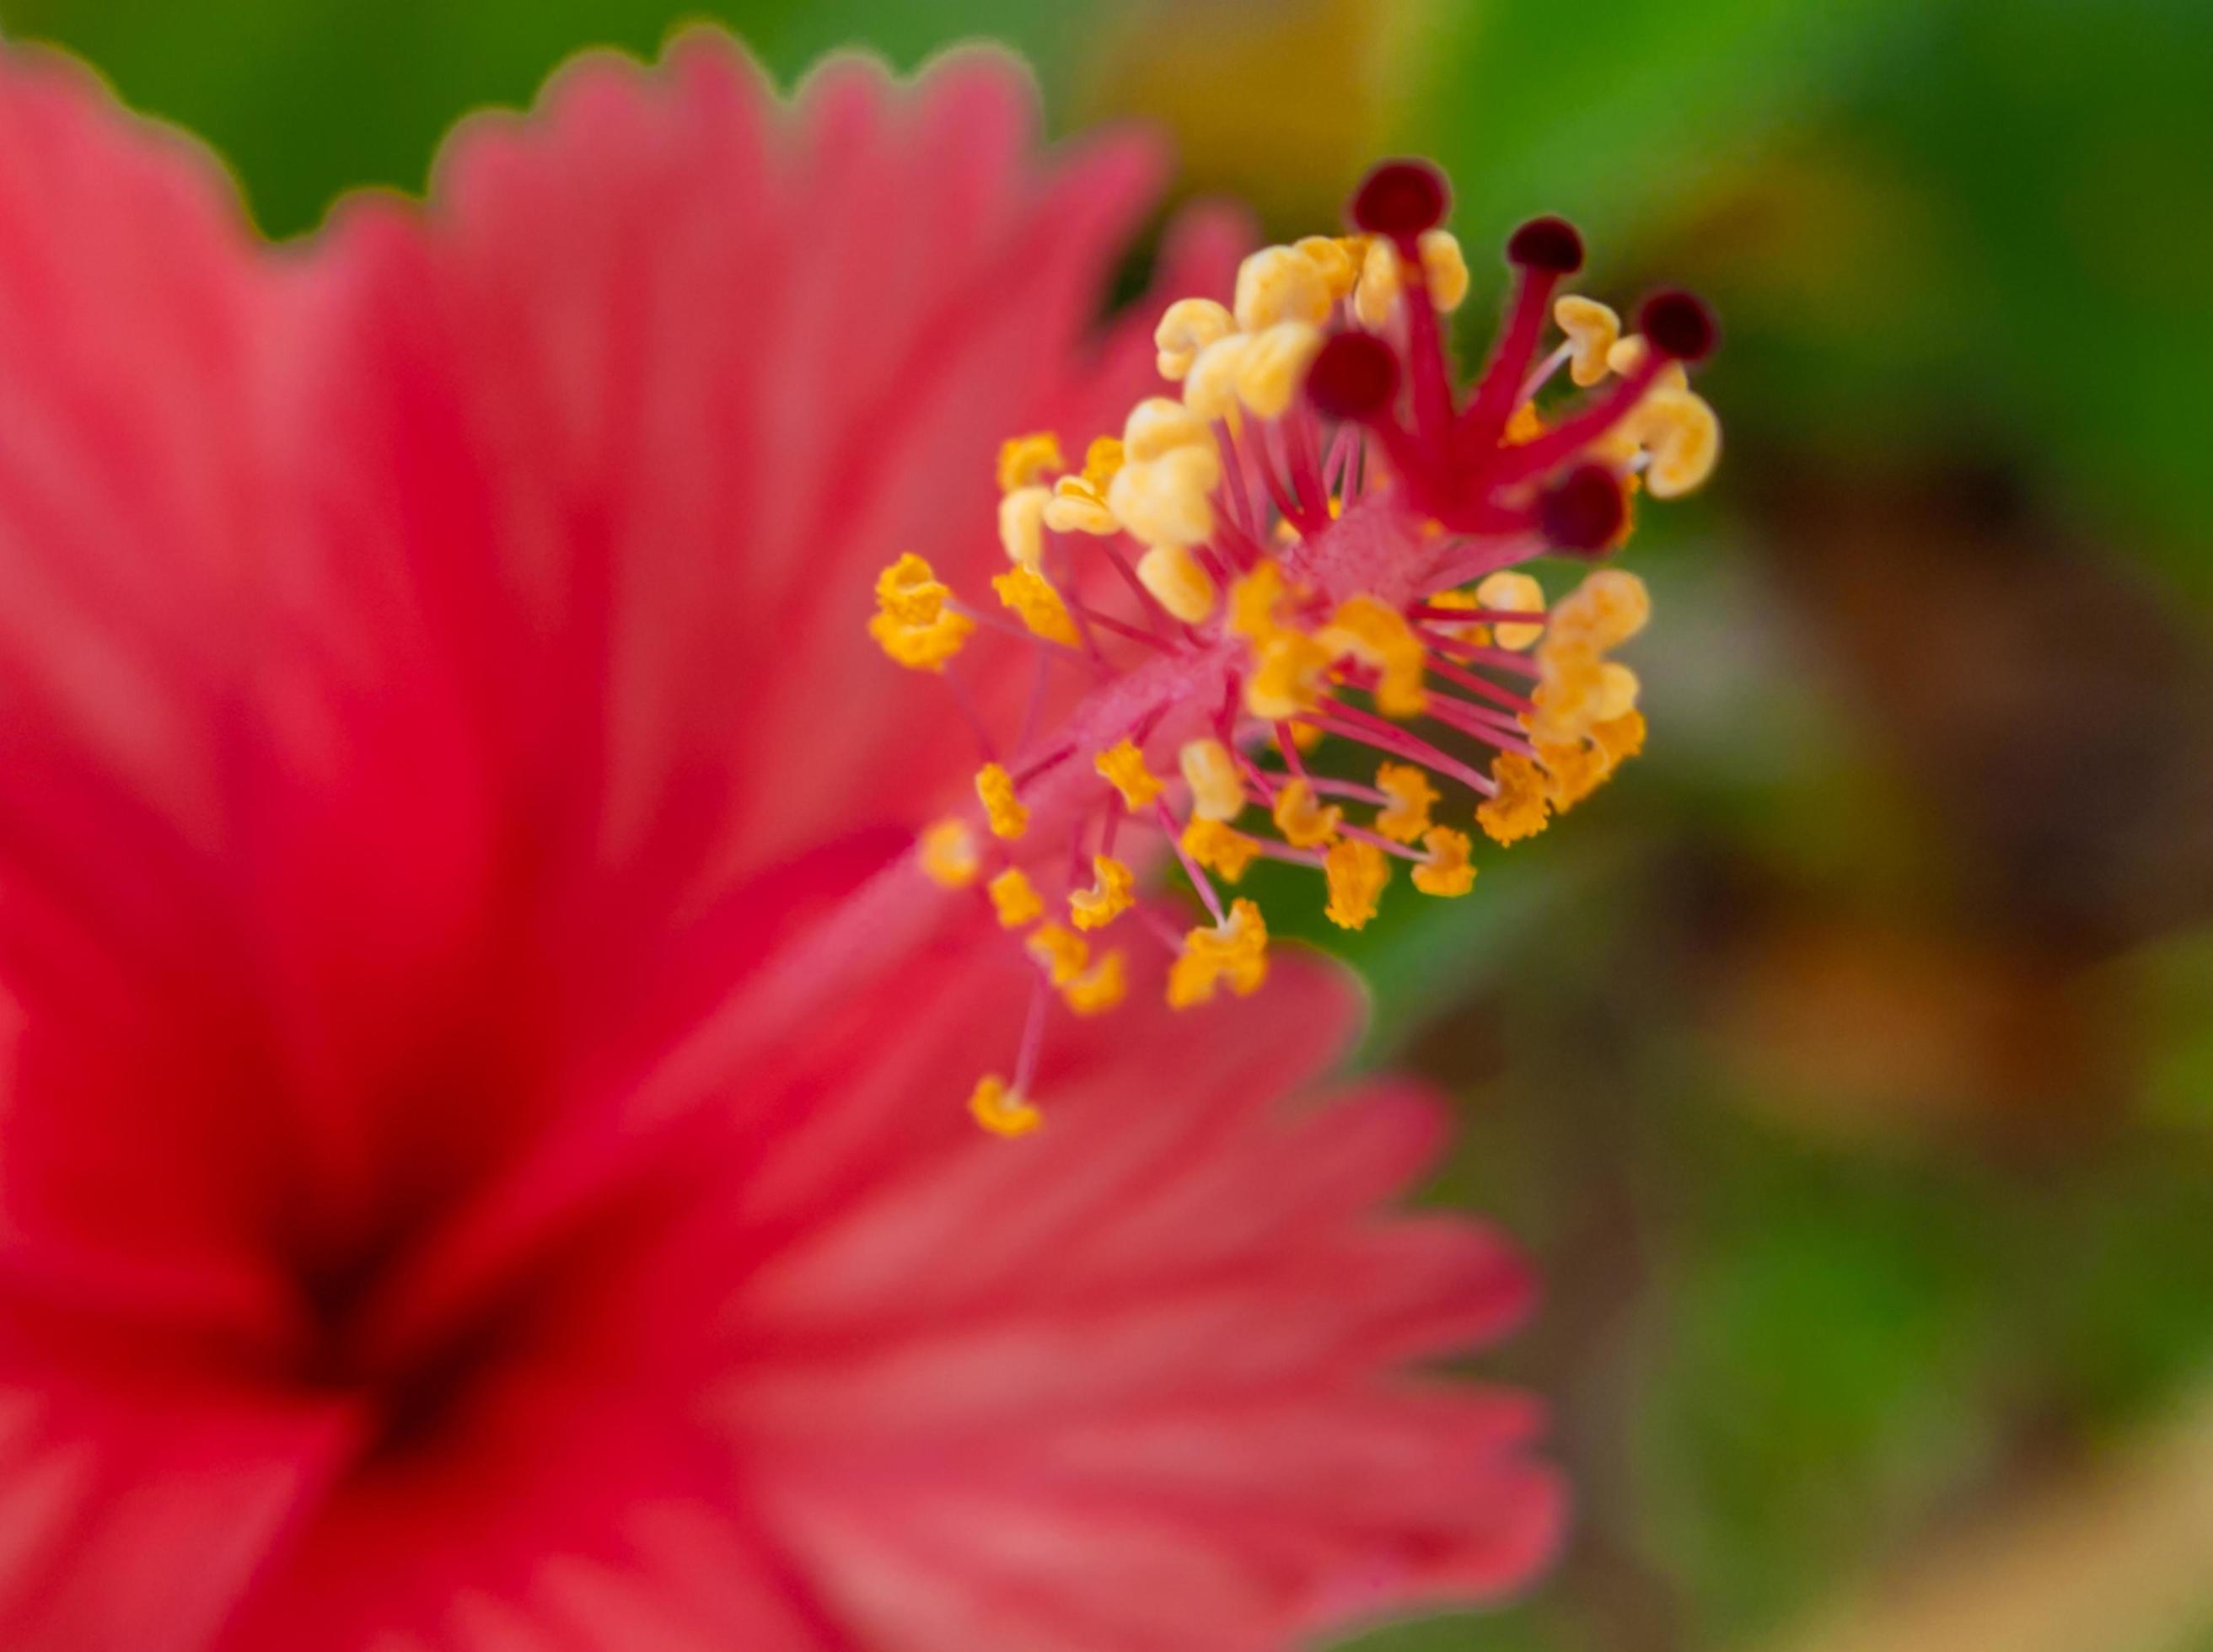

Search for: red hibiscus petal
xmin=0 ymin=1377 xmax=357 ymax=1652
xmin=0 ymin=35 xmax=1555 ymax=1651
xmin=0 ymin=46 xmax=317 ymax=1285
xmin=690 ymin=950 xmax=1562 ymax=1648
xmin=297 ymin=32 xmax=1220 ymax=902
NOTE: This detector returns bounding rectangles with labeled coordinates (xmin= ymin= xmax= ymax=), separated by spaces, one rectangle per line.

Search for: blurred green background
xmin=11 ymin=0 xmax=2208 ymax=1646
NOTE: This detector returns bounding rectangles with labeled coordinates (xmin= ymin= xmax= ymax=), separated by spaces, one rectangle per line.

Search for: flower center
xmin=289 ymin=1238 xmax=471 ymax=1459
xmin=872 ymin=158 xmax=1722 ymax=1133
xmin=280 ymin=1213 xmax=514 ymax=1463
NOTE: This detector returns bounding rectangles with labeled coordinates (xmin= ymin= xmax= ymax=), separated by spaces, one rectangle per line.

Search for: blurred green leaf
xmin=2141 ymin=933 xmax=2213 ymax=1135
xmin=1415 ymin=0 xmax=2213 ymax=596
xmin=0 ymin=0 xmax=1081 ymax=236
xmin=1631 ymin=1109 xmax=1994 ymax=1639
xmin=1339 ymin=1602 xmax=1554 ymax=1652
xmin=1405 ymin=0 xmax=1926 ymax=244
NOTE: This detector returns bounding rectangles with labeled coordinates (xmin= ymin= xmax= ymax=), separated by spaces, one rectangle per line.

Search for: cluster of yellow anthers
xmin=867 ymin=158 xmax=1722 ymax=1135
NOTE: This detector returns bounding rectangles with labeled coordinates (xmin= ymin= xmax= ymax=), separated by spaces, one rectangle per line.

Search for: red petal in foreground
xmin=0 ymin=31 xmax=1563 ymax=1650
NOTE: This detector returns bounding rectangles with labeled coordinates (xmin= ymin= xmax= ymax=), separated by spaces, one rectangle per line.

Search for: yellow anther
xmin=1183 ymin=333 xmax=1254 ymax=421
xmin=1236 ymin=322 xmax=1325 ymax=419
xmin=1528 ymin=640 xmax=1607 ymax=745
xmin=1290 ymin=721 xmax=1325 ymax=753
xmin=998 ymin=484 xmax=1052 ymax=569
xmin=1179 ymin=738 xmax=1247 ymax=822
xmin=1553 ymin=295 xmax=1621 ymax=389
xmin=1503 ymin=400 xmax=1546 ymax=447
xmin=969 ymin=1074 xmax=1043 ymax=1137
xmin=1081 ymin=435 xmax=1125 ymax=492
xmin=1534 ymin=736 xmax=1610 ymax=812
xmin=1166 ymin=898 xmax=1269 ymax=1009
xmin=1136 ymin=544 xmax=1218 ymax=623
xmin=1245 ymin=630 xmax=1335 ymax=721
xmin=996 ymin=432 xmax=1064 ymax=494
xmin=870 ymin=612 xmax=974 ymax=671
xmin=1124 ymin=396 xmax=1214 ymax=463
xmin=1419 ymin=230 xmax=1470 ymax=311
xmin=1068 ymin=855 xmax=1136 ymax=931
xmin=1323 ymin=838 xmax=1390 ymax=930
xmin=873 ymin=552 xmax=948 ymax=625
xmin=1321 ymin=594 xmax=1426 ymax=719
xmin=1593 ymin=709 xmax=1646 ymax=764
xmin=1635 ymin=389 xmax=1722 ymax=499
xmin=1473 ymin=570 xmax=1547 ymax=652
xmin=1352 ymin=236 xmax=1400 ymax=330
xmin=1026 ymin=921 xmax=1090 ymax=987
xmin=1039 ymin=434 xmax=1128 ymax=534
xmin=918 ymin=819 xmax=981 ymax=888
xmin=1062 ymin=949 xmax=1128 ymax=1016
xmin=1154 ymin=297 xmax=1234 ymax=382
xmin=870 ymin=612 xmax=972 ymax=671
xmin=1229 ymin=566 xmax=1327 ymax=714
xmin=1476 ymin=752 xmax=1553 ymax=846
xmin=1233 ymin=244 xmax=1333 ymax=332
xmin=991 ymin=564 xmax=1081 ymax=646
xmin=1607 ymin=335 xmax=1692 ymax=396
xmin=1374 ymin=762 xmax=1438 ymax=844
xmin=1293 ymin=234 xmax=1358 ymax=299
xmin=1227 ymin=560 xmax=1289 ymax=643
xmin=1181 ymin=816 xmax=1263 ymax=882
xmin=1347 ymin=230 xmax=1468 ymax=324
xmin=1539 ymin=709 xmax=1647 ymax=815
xmin=1412 ymin=827 xmax=1477 ymax=897
xmin=1044 ymin=475 xmax=1120 ymax=535
xmin=987 ymin=866 xmax=1045 ymax=928
xmin=1095 ymin=739 xmax=1165 ymax=810
xmin=1593 ymin=661 xmax=1641 ymax=722
xmin=976 ymin=763 xmax=1029 ymax=839
xmin=1550 ymin=568 xmax=1650 ymax=651
xmin=1107 ymin=447 xmax=1219 ymax=549
xmin=869 ymin=553 xmax=974 ymax=671
xmin=1271 ymin=776 xmax=1343 ymax=848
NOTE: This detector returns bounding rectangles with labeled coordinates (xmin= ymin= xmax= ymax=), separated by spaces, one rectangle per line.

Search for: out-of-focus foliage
xmin=0 ymin=0 xmax=1076 ymax=233
xmin=1408 ymin=0 xmax=2213 ymax=598
xmin=6 ymin=0 xmax=2210 ymax=1647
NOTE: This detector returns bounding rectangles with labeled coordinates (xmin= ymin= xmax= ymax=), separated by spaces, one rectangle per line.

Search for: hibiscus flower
xmin=0 ymin=30 xmax=1575 ymax=1651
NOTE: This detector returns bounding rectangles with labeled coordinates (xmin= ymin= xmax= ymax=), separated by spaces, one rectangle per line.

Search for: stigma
xmin=872 ymin=158 xmax=1721 ymax=1131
